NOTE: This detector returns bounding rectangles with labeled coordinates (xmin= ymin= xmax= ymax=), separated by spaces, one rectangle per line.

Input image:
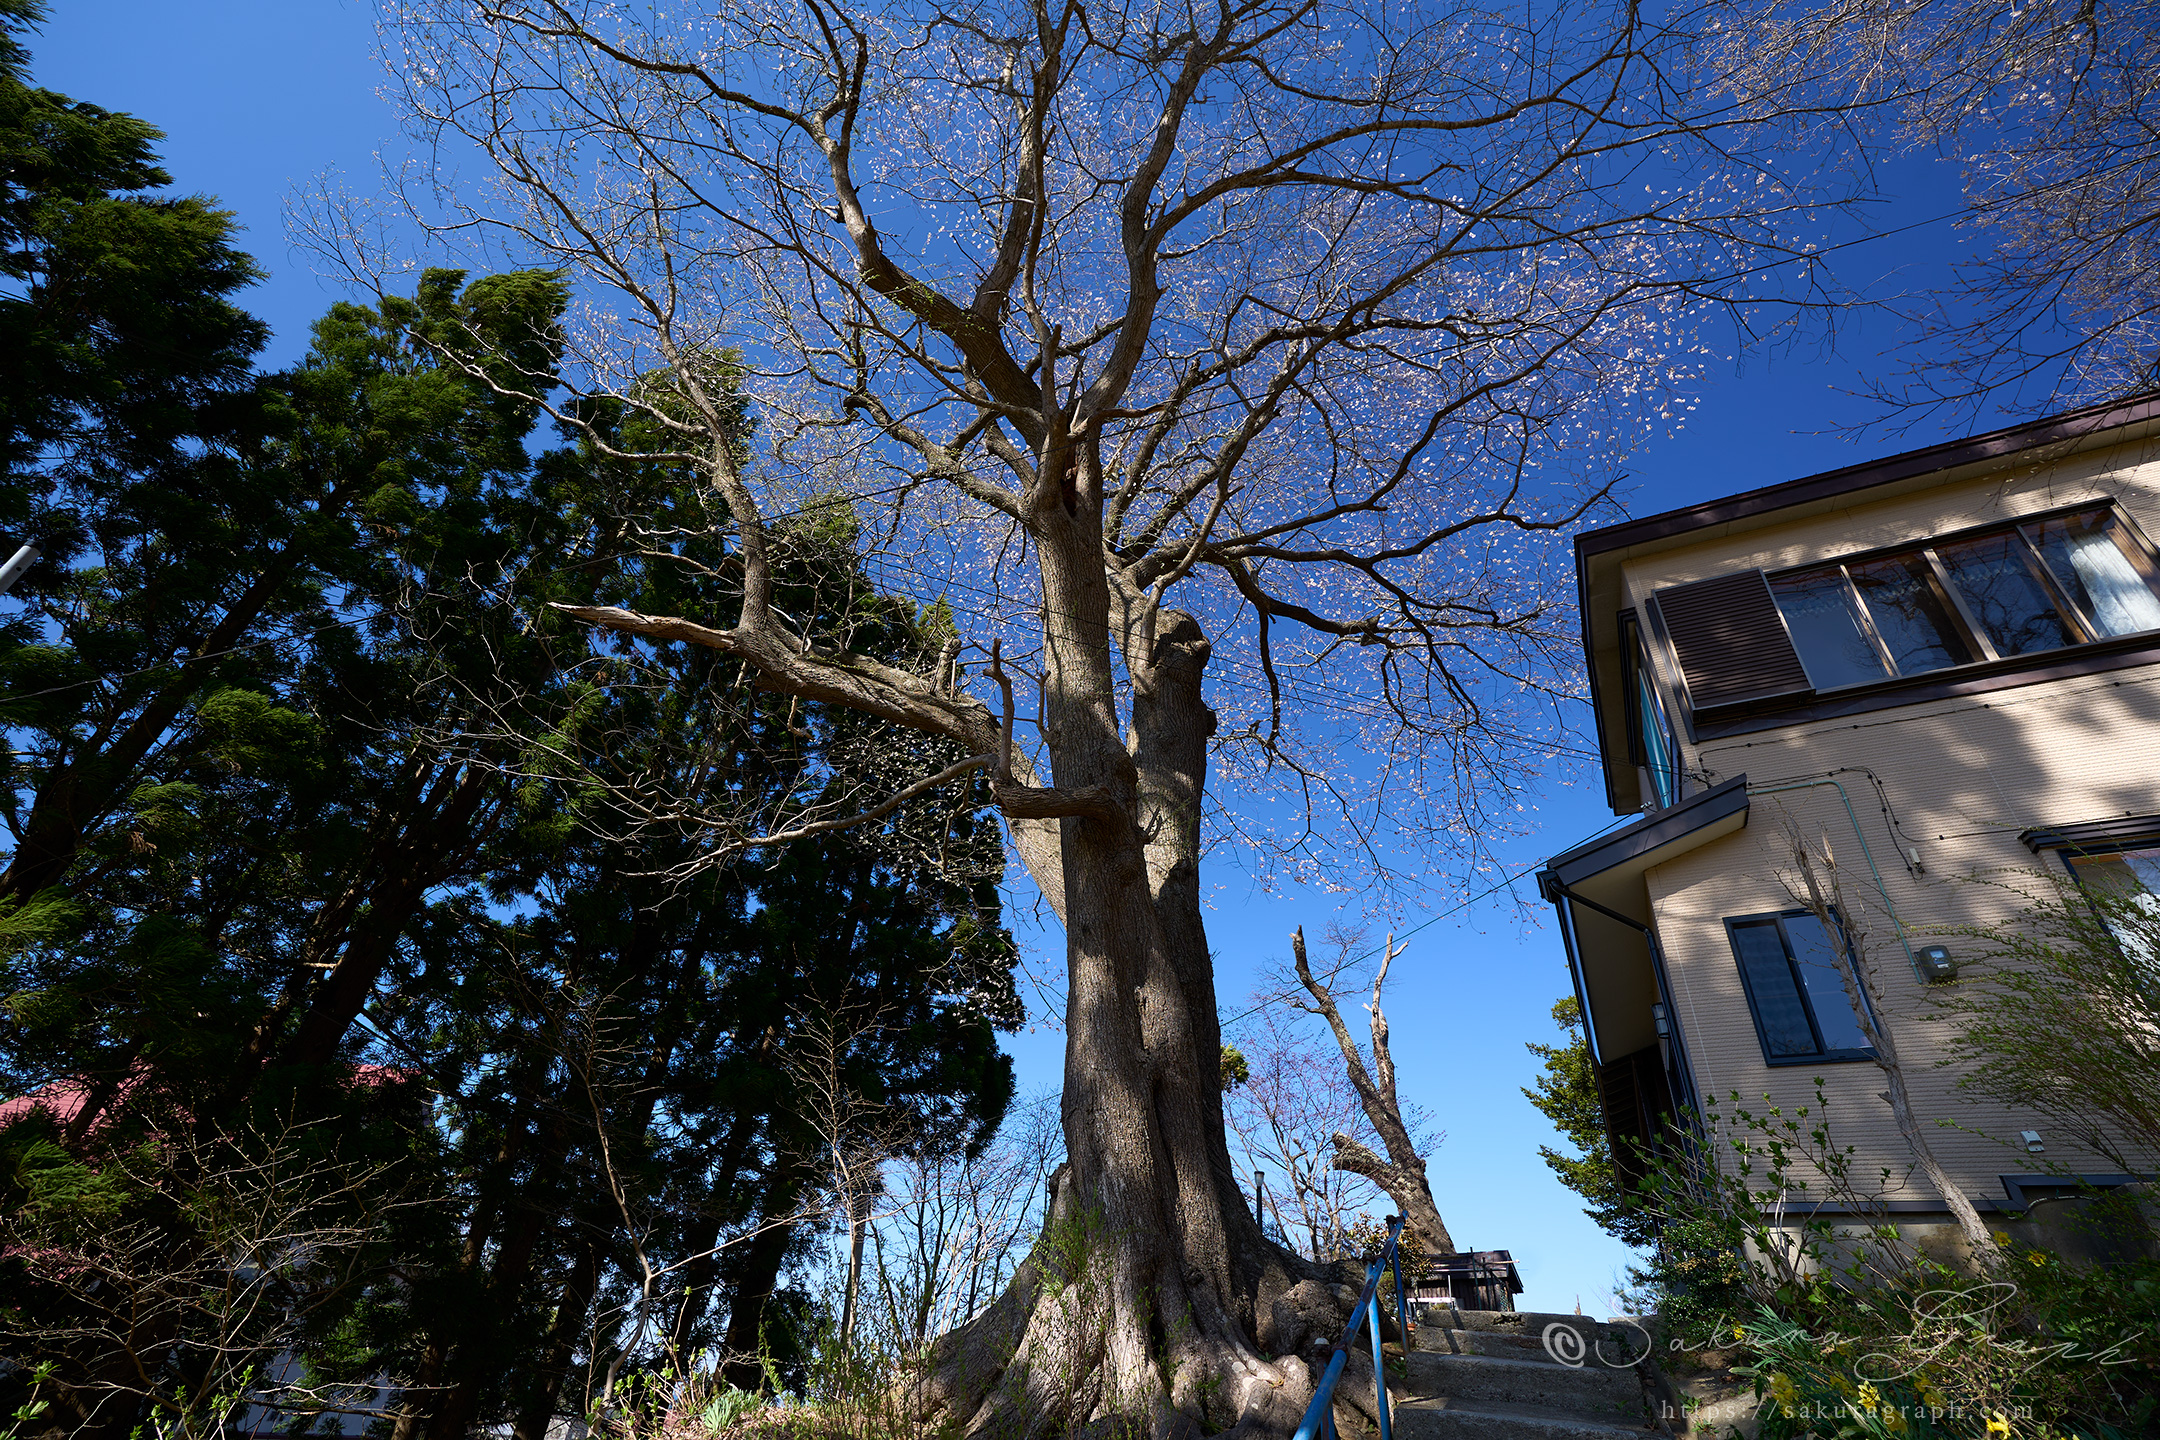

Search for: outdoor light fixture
xmin=1916 ymin=945 xmax=1958 ymax=982
xmin=2021 ymin=1130 xmax=2045 ymax=1154
xmin=1651 ymin=1002 xmax=1670 ymax=1038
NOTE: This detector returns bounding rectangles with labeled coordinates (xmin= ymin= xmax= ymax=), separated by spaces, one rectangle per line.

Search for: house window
xmin=1621 ymin=613 xmax=1682 ymax=808
xmin=2027 ymin=511 xmax=2160 ymax=638
xmin=1726 ymin=910 xmax=1878 ymax=1065
xmin=2065 ymin=844 xmax=2160 ymax=967
xmin=1764 ymin=506 xmax=2160 ymax=691
xmin=2069 ymin=845 xmax=2160 ymax=894
xmin=1768 ymin=566 xmax=1889 ymax=689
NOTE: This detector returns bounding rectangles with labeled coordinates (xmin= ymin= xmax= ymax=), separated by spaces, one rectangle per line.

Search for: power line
xmin=1215 ymin=807 xmax=1638 ymax=1031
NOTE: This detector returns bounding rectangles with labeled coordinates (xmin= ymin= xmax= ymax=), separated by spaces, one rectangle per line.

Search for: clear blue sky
xmin=28 ymin=0 xmax=1989 ymax=1314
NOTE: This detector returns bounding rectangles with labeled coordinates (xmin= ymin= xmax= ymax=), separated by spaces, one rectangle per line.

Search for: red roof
xmin=0 ymin=1065 xmax=419 ymax=1140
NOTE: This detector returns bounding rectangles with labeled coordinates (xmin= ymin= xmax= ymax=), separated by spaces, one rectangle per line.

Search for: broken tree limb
xmin=1291 ymin=927 xmax=1457 ymax=1256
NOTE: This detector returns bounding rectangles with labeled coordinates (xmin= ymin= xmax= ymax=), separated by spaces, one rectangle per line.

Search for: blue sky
xmin=28 ymin=0 xmax=1995 ymax=1314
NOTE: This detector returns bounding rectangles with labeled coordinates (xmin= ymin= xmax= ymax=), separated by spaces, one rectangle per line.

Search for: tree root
xmin=913 ymin=1177 xmax=1377 ymax=1439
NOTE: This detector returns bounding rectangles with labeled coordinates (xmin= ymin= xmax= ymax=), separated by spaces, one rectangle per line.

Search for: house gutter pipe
xmin=1745 ymin=776 xmax=1923 ymax=983
xmin=1545 ymin=882 xmax=1605 ymax=1069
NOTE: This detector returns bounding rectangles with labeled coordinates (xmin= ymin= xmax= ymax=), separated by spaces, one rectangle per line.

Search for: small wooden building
xmin=1409 ymin=1250 xmax=1523 ymax=1312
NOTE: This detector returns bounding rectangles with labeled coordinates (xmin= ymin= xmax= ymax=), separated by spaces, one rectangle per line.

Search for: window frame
xmin=2046 ymin=835 xmax=2160 ymax=979
xmin=1620 ymin=610 xmax=1683 ymax=808
xmin=1677 ymin=501 xmax=2160 ymax=741
xmin=2047 ymin=835 xmax=2160 ymax=878
xmin=1724 ymin=908 xmax=1880 ymax=1067
xmin=1765 ymin=502 xmax=2160 ymax=692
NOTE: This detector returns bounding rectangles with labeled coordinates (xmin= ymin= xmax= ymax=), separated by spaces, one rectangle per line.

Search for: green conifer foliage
xmin=1521 ymin=996 xmax=1656 ymax=1250
xmin=0 ymin=14 xmax=1021 ymax=1434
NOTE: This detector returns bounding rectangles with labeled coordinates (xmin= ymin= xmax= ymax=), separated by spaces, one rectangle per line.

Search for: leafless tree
xmin=1222 ymin=996 xmax=1382 ymax=1263
xmin=1729 ymin=0 xmax=2160 ymax=418
xmin=1780 ymin=829 xmax=2000 ymax=1260
xmin=351 ymin=0 xmax=1867 ymax=1428
xmin=864 ymin=1090 xmax=1064 ymax=1351
xmin=0 ymin=1111 xmax=423 ymax=1440
xmin=1289 ymin=926 xmax=1456 ymax=1257
xmin=568 ymin=990 xmax=896 ymax=1416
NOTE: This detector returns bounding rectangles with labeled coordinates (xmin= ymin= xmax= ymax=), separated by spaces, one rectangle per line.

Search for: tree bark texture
xmin=940 ymin=495 xmax=1323 ymax=1435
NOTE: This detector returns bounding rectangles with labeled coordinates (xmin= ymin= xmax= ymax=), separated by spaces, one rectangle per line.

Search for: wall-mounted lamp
xmin=2020 ymin=1130 xmax=2045 ymax=1154
xmin=1651 ymin=1002 xmax=1670 ymax=1039
xmin=1916 ymin=945 xmax=1958 ymax=982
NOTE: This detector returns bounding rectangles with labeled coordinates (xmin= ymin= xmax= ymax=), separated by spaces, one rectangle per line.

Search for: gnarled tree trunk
xmin=563 ymin=570 xmax=1359 ymax=1440
xmin=917 ymin=520 xmax=1348 ymax=1435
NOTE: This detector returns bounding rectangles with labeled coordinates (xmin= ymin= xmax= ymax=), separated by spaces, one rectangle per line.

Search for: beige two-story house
xmin=1537 ymin=394 xmax=2160 ymax=1249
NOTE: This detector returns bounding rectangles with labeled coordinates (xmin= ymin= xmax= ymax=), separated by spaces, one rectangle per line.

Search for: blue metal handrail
xmin=1289 ymin=1214 xmax=1407 ymax=1440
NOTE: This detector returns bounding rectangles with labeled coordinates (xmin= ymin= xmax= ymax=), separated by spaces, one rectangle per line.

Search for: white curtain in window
xmin=2067 ymin=531 xmax=2160 ymax=635
xmin=2090 ymin=847 xmax=2160 ymax=974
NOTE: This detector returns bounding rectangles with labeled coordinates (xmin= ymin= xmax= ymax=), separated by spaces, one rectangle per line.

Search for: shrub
xmin=1624 ymin=1090 xmax=2160 ymax=1438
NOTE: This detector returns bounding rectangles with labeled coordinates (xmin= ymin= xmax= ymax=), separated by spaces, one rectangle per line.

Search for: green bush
xmin=1625 ymin=1090 xmax=2159 ymax=1438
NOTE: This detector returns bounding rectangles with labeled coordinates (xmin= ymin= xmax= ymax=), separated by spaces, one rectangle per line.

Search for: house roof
xmin=1572 ymin=391 xmax=2160 ymax=811
xmin=1540 ymin=774 xmax=1752 ymax=901
xmin=0 ymin=1065 xmax=420 ymax=1142
xmin=0 ymin=1077 xmax=96 ymax=1131
xmin=1537 ymin=776 xmax=1750 ymax=1061
xmin=1578 ymin=391 xmax=2160 ymax=561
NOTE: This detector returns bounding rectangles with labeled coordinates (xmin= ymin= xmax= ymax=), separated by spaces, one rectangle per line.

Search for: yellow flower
xmin=1857 ymin=1382 xmax=1881 ymax=1410
xmin=1991 ymin=1231 xmax=2011 ymax=1246
xmin=1732 ymin=1322 xmax=1746 ymax=1342
xmin=1885 ymin=1409 xmax=1909 ymax=1434
xmin=1768 ymin=1374 xmax=1799 ymax=1409
xmin=2027 ymin=1250 xmax=2048 ymax=1267
xmin=1987 ymin=1415 xmax=2012 ymax=1436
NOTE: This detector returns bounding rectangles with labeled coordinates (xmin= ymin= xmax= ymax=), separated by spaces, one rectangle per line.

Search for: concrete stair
xmin=1389 ymin=1309 xmax=1658 ymax=1440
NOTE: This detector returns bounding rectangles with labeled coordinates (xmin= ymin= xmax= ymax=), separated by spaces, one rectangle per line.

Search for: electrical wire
xmin=1214 ymin=806 xmax=1640 ymax=1030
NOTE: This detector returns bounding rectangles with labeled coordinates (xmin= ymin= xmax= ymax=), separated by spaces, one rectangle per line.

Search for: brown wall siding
xmin=1613 ymin=438 xmax=2160 ymax=1204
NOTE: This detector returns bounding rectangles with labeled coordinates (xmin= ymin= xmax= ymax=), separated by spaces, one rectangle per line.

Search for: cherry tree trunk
xmin=923 ymin=501 xmax=1356 ymax=1438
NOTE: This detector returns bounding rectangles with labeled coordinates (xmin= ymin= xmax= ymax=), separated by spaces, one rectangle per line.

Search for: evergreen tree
xmin=0 ymin=14 xmax=1021 ymax=1432
xmin=1521 ymin=997 xmax=1656 ymax=1250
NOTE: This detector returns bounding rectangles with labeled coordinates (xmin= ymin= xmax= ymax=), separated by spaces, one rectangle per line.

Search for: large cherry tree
xmin=369 ymin=0 xmax=1855 ymax=1431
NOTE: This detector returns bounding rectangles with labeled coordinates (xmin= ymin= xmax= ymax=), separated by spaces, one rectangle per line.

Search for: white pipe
xmin=0 ymin=540 xmax=40 ymax=595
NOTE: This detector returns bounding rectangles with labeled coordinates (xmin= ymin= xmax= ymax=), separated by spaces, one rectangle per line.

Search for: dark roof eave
xmin=1539 ymin=773 xmax=1751 ymax=893
xmin=1577 ymin=390 xmax=2160 ymax=561
xmin=2018 ymin=813 xmax=2160 ymax=854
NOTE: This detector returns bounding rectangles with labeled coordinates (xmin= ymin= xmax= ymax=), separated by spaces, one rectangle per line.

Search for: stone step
xmin=1399 ymin=1351 xmax=1642 ymax=1416
xmin=1391 ymin=1396 xmax=1656 ymax=1440
xmin=1416 ymin=1311 xmax=1656 ymax=1367
xmin=1412 ymin=1326 xmax=1556 ymax=1360
xmin=1417 ymin=1308 xmax=1608 ymax=1340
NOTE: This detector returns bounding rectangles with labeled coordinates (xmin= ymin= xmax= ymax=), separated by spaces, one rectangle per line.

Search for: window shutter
xmin=1650 ymin=570 xmax=1811 ymax=709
